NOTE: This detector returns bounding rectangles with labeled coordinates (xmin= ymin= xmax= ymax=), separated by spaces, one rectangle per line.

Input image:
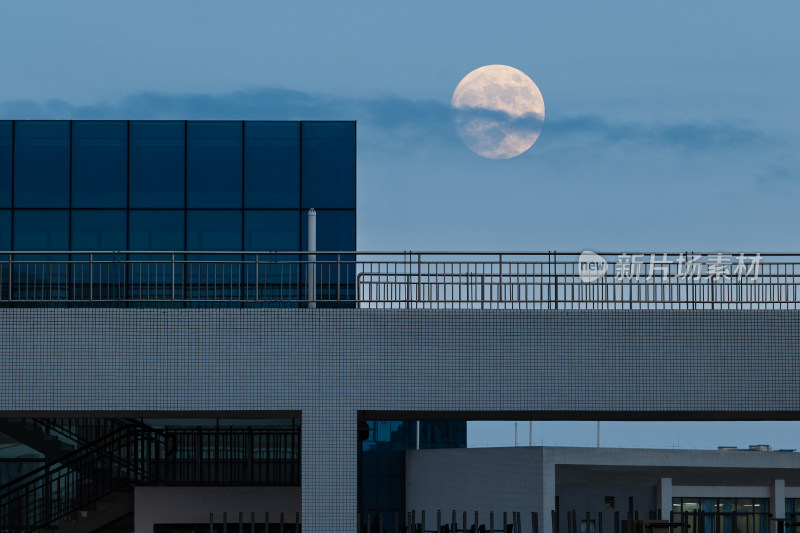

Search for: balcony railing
xmin=0 ymin=251 xmax=799 ymax=309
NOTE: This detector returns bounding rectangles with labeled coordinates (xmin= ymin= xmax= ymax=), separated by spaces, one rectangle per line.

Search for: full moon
xmin=451 ymin=65 xmax=545 ymax=159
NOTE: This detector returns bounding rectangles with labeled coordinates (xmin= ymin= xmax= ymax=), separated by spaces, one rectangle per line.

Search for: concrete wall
xmin=555 ymin=484 xmax=656 ymax=529
xmin=134 ymin=486 xmax=301 ymax=533
xmin=3 ymin=308 xmax=800 ymax=533
xmin=405 ymin=446 xmax=800 ymax=533
xmin=406 ymin=447 xmax=544 ymax=526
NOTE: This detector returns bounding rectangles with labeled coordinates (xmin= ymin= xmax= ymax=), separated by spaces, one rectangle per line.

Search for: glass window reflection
xmin=302 ymin=121 xmax=355 ymax=209
xmin=244 ymin=122 xmax=300 ymax=208
xmin=0 ymin=210 xmax=9 ymax=250
xmin=129 ymin=211 xmax=184 ymax=251
xmin=13 ymin=210 xmax=69 ymax=251
xmin=71 ymin=210 xmax=127 ymax=251
xmin=72 ymin=121 xmax=127 ymax=208
xmin=244 ymin=211 xmax=299 ymax=251
xmin=129 ymin=121 xmax=185 ymax=208
xmin=187 ymin=210 xmax=241 ymax=251
xmin=14 ymin=122 xmax=70 ymax=208
xmin=301 ymin=210 xmax=356 ymax=252
xmin=187 ymin=122 xmax=242 ymax=208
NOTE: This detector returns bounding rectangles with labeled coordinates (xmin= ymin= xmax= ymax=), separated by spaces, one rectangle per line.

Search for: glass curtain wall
xmin=672 ymin=498 xmax=769 ymax=533
xmin=0 ymin=120 xmax=356 ymax=305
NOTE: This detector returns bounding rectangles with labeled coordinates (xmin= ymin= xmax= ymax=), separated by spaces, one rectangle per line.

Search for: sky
xmin=2 ymin=1 xmax=799 ymax=449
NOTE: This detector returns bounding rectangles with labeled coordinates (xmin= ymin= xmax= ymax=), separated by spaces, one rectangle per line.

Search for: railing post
xmin=554 ymin=251 xmax=559 ymax=310
xmin=499 ymin=254 xmax=504 ymax=306
xmin=254 ymin=254 xmax=259 ymax=302
xmin=171 ymin=253 xmax=175 ymax=302
xmin=89 ymin=253 xmax=93 ymax=302
xmin=7 ymin=253 xmax=12 ymax=302
xmin=417 ymin=253 xmax=422 ymax=308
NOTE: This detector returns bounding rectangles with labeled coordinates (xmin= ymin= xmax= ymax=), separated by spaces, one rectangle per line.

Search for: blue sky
xmin=2 ymin=1 xmax=799 ymax=449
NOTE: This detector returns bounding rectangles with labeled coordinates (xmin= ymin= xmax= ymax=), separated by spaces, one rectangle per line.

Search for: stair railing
xmin=0 ymin=424 xmax=170 ymax=532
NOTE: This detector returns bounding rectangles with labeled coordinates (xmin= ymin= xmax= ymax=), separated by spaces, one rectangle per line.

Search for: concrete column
xmin=541 ymin=451 xmax=557 ymax=533
xmin=302 ymin=409 xmax=357 ymax=533
xmin=772 ymin=479 xmax=786 ymax=533
xmin=657 ymin=478 xmax=673 ymax=520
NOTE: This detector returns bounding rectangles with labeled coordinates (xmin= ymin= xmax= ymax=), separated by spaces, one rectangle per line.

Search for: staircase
xmin=0 ymin=422 xmax=300 ymax=532
xmin=0 ymin=418 xmax=136 ymax=463
xmin=0 ymin=423 xmax=170 ymax=532
xmin=0 ymin=419 xmax=78 ymax=462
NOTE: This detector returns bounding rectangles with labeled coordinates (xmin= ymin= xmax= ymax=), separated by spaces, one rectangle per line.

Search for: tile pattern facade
xmin=1 ymin=309 xmax=799 ymax=532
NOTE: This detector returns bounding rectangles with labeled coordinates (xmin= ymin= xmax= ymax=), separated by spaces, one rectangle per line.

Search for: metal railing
xmin=156 ymin=427 xmax=300 ymax=486
xmin=0 ymin=425 xmax=301 ymax=531
xmin=1 ymin=251 xmax=800 ymax=309
xmin=0 ymin=424 xmax=166 ymax=531
xmin=13 ymin=417 xmax=140 ymax=449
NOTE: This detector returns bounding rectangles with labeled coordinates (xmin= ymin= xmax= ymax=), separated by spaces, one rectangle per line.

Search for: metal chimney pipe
xmin=307 ymin=208 xmax=316 ymax=309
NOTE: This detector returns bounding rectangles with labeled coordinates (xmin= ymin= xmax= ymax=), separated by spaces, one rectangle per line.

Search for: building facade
xmin=406 ymin=446 xmax=800 ymax=533
xmin=0 ymin=120 xmax=473 ymax=532
xmin=0 ymin=120 xmax=356 ymax=254
xmin=2 ymin=120 xmax=800 ymax=533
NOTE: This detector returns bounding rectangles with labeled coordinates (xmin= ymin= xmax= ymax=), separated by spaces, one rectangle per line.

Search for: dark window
xmin=244 ymin=210 xmax=299 ymax=251
xmin=187 ymin=210 xmax=241 ymax=251
xmin=301 ymin=210 xmax=356 ymax=251
xmin=0 ymin=210 xmax=9 ymax=250
xmin=244 ymin=122 xmax=300 ymax=208
xmin=71 ymin=121 xmax=127 ymax=208
xmin=129 ymin=121 xmax=185 ymax=208
xmin=0 ymin=122 xmax=11 ymax=208
xmin=301 ymin=121 xmax=355 ymax=209
xmin=13 ymin=210 xmax=69 ymax=251
xmin=129 ymin=210 xmax=184 ymax=251
xmin=187 ymin=122 xmax=242 ymax=208
xmin=14 ymin=122 xmax=70 ymax=208
xmin=71 ymin=210 xmax=127 ymax=251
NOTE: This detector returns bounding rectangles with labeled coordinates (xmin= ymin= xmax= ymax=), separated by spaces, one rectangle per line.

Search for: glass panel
xmin=186 ymin=210 xmax=242 ymax=303
xmin=130 ymin=121 xmax=185 ymax=208
xmin=129 ymin=210 xmax=184 ymax=251
xmin=71 ymin=121 xmax=127 ymax=208
xmin=301 ymin=121 xmax=356 ymax=209
xmin=71 ymin=211 xmax=126 ymax=300
xmin=736 ymin=499 xmax=755 ymax=512
xmin=244 ymin=210 xmax=299 ymax=303
xmin=682 ymin=499 xmax=700 ymax=512
xmin=301 ymin=209 xmax=356 ymax=304
xmin=128 ymin=211 xmax=185 ymax=301
xmin=0 ymin=210 xmax=9 ymax=250
xmin=244 ymin=210 xmax=299 ymax=251
xmin=12 ymin=210 xmax=70 ymax=299
xmin=301 ymin=210 xmax=356 ymax=252
xmin=244 ymin=122 xmax=300 ymax=208
xmin=14 ymin=121 xmax=70 ymax=208
xmin=0 ymin=122 xmax=11 ymax=208
xmin=13 ymin=210 xmax=69 ymax=251
xmin=187 ymin=121 xmax=242 ymax=208
xmin=71 ymin=210 xmax=127 ymax=251
xmin=187 ymin=210 xmax=241 ymax=251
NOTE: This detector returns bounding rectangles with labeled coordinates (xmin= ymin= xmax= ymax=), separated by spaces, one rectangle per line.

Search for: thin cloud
xmin=546 ymin=115 xmax=769 ymax=151
xmin=0 ymin=88 xmax=771 ymax=152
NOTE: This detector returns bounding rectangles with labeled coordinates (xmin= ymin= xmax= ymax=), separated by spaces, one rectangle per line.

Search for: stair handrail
xmin=23 ymin=417 xmax=154 ymax=448
xmin=0 ymin=424 xmax=170 ymax=531
xmin=0 ymin=423 xmax=167 ymax=493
